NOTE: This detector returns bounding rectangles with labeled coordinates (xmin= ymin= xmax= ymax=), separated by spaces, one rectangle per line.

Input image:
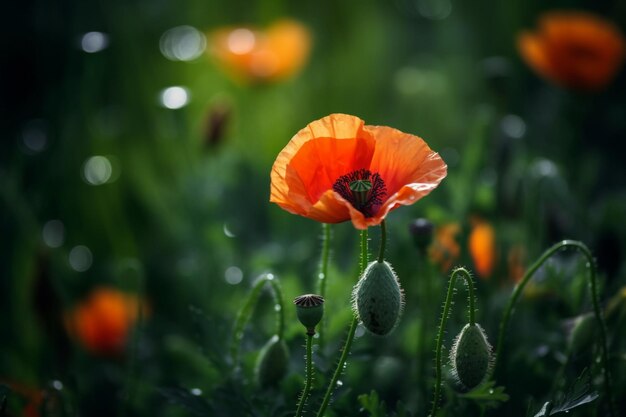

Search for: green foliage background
xmin=2 ymin=0 xmax=626 ymax=416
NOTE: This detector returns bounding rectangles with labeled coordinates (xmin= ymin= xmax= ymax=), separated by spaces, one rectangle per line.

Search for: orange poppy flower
xmin=209 ymin=19 xmax=311 ymax=84
xmin=518 ymin=11 xmax=626 ymax=91
xmin=270 ymin=114 xmax=447 ymax=229
xmin=428 ymin=223 xmax=460 ymax=273
xmin=468 ymin=218 xmax=496 ymax=279
xmin=66 ymin=287 xmax=142 ymax=355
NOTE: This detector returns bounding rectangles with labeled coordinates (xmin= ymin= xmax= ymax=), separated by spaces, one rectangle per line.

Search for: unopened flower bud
xmin=408 ymin=218 xmax=434 ymax=252
xmin=450 ymin=323 xmax=492 ymax=390
xmin=255 ymin=335 xmax=289 ymax=387
xmin=294 ymin=294 xmax=324 ymax=335
xmin=353 ymin=261 xmax=404 ymax=336
xmin=568 ymin=313 xmax=596 ymax=354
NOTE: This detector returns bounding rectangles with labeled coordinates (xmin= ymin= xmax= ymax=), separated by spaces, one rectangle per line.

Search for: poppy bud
xmin=353 ymin=261 xmax=404 ymax=336
xmin=568 ymin=313 xmax=596 ymax=354
xmin=408 ymin=218 xmax=434 ymax=252
xmin=450 ymin=323 xmax=492 ymax=389
xmin=255 ymin=335 xmax=289 ymax=387
xmin=293 ymin=294 xmax=324 ymax=335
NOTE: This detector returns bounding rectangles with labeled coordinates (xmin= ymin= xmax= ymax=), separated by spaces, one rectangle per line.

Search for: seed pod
xmin=450 ymin=323 xmax=492 ymax=389
xmin=293 ymin=294 xmax=324 ymax=335
xmin=353 ymin=261 xmax=404 ymax=336
xmin=255 ymin=335 xmax=289 ymax=387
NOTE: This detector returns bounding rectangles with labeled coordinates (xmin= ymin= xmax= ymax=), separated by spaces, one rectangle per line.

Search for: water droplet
xmin=336 ymin=380 xmax=343 ymax=387
xmin=318 ymin=272 xmax=325 ymax=280
xmin=266 ymin=273 xmax=274 ymax=281
xmin=274 ymin=304 xmax=281 ymax=312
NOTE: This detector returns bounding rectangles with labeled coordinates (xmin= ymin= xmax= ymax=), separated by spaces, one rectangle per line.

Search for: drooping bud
xmin=294 ymin=294 xmax=324 ymax=335
xmin=352 ymin=261 xmax=404 ymax=336
xmin=255 ymin=335 xmax=290 ymax=387
xmin=408 ymin=218 xmax=434 ymax=252
xmin=568 ymin=313 xmax=596 ymax=354
xmin=450 ymin=323 xmax=492 ymax=389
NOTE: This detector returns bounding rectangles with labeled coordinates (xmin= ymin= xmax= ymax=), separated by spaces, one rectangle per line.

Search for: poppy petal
xmin=270 ymin=114 xmax=376 ymax=217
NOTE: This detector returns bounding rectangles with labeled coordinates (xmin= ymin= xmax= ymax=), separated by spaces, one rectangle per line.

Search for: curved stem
xmin=316 ymin=229 xmax=368 ymax=417
xmin=230 ymin=273 xmax=285 ymax=365
xmin=378 ymin=220 xmax=387 ymax=263
xmin=295 ymin=334 xmax=314 ymax=417
xmin=430 ymin=267 xmax=476 ymax=417
xmin=491 ymin=240 xmax=614 ymax=416
xmin=318 ymin=223 xmax=332 ymax=349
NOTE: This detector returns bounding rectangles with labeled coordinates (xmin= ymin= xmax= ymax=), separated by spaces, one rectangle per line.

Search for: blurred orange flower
xmin=518 ymin=11 xmax=626 ymax=91
xmin=270 ymin=114 xmax=447 ymax=229
xmin=468 ymin=218 xmax=496 ymax=279
xmin=209 ymin=19 xmax=311 ymax=83
xmin=507 ymin=244 xmax=526 ymax=283
xmin=66 ymin=287 xmax=142 ymax=355
xmin=429 ymin=223 xmax=460 ymax=272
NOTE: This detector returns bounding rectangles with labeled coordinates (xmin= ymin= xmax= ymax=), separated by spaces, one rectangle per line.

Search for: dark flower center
xmin=332 ymin=169 xmax=386 ymax=217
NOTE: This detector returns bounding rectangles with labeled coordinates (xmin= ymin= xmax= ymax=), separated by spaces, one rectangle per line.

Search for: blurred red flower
xmin=518 ymin=11 xmax=626 ymax=91
xmin=209 ymin=19 xmax=311 ymax=84
xmin=270 ymin=114 xmax=447 ymax=229
xmin=66 ymin=287 xmax=143 ymax=355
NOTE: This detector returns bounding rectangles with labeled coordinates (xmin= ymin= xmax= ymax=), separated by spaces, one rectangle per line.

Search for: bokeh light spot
xmin=69 ymin=245 xmax=93 ymax=272
xmin=83 ymin=155 xmax=113 ymax=185
xmin=227 ymin=28 xmax=256 ymax=54
xmin=160 ymin=26 xmax=206 ymax=61
xmin=43 ymin=220 xmax=65 ymax=248
xmin=501 ymin=114 xmax=526 ymax=139
xmin=81 ymin=32 xmax=109 ymax=53
xmin=416 ymin=0 xmax=452 ymax=20
xmin=22 ymin=119 xmax=48 ymax=153
xmin=160 ymin=86 xmax=189 ymax=109
xmin=225 ymin=266 xmax=243 ymax=285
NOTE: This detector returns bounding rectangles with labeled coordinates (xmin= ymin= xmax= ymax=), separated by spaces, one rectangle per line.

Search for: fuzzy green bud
xmin=294 ymin=294 xmax=324 ymax=335
xmin=353 ymin=261 xmax=404 ymax=336
xmin=568 ymin=313 xmax=596 ymax=354
xmin=450 ymin=323 xmax=492 ymax=389
xmin=255 ymin=335 xmax=289 ymax=387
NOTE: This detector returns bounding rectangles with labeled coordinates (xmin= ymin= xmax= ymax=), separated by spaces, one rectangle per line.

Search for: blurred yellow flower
xmin=209 ymin=19 xmax=311 ymax=84
xmin=518 ymin=11 xmax=626 ymax=91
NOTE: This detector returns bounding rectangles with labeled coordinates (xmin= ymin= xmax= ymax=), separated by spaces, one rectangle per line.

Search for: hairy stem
xmin=430 ymin=267 xmax=476 ymax=417
xmin=378 ymin=220 xmax=387 ymax=263
xmin=295 ymin=334 xmax=314 ymax=417
xmin=316 ymin=228 xmax=368 ymax=417
xmin=230 ymin=273 xmax=285 ymax=365
xmin=318 ymin=223 xmax=332 ymax=349
xmin=491 ymin=240 xmax=614 ymax=416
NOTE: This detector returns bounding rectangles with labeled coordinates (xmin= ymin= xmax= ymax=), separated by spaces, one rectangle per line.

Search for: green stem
xmin=230 ymin=273 xmax=285 ymax=365
xmin=430 ymin=267 xmax=476 ymax=417
xmin=318 ymin=223 xmax=332 ymax=349
xmin=295 ymin=334 xmax=314 ymax=417
xmin=316 ymin=228 xmax=368 ymax=417
xmin=491 ymin=240 xmax=614 ymax=416
xmin=377 ymin=220 xmax=386 ymax=263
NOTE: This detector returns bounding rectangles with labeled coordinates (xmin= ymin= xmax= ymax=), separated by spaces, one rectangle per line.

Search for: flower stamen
xmin=333 ymin=169 xmax=386 ymax=217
